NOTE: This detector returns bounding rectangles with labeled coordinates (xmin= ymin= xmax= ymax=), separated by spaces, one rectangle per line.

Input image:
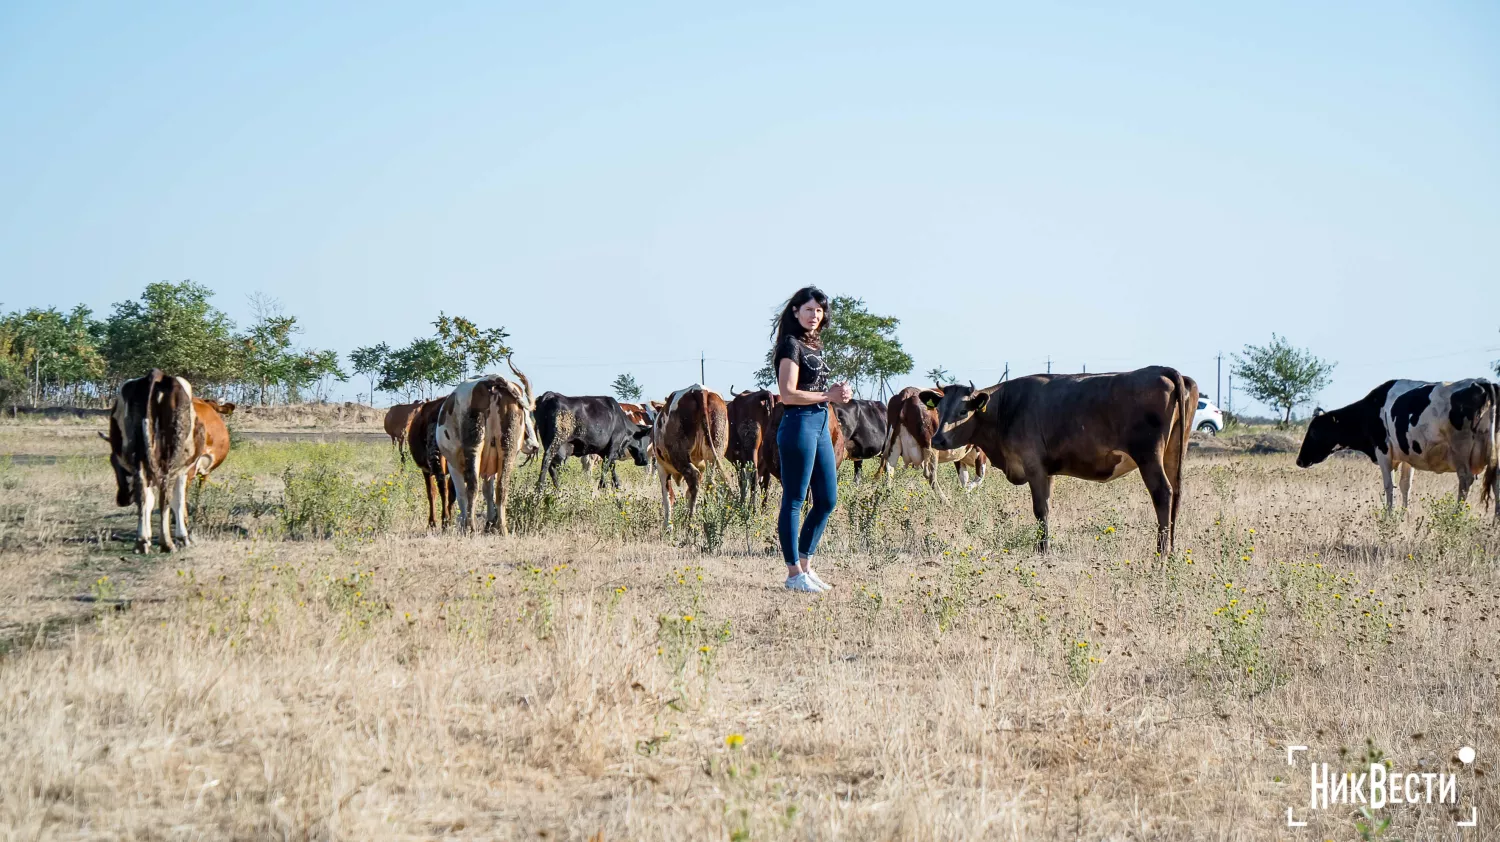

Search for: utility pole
xmin=1046 ymin=356 xmax=1051 ymax=374
xmin=1216 ymin=352 xmax=1222 ymax=406
xmin=1002 ymin=363 xmax=1009 ymax=381
xmin=700 ymin=351 xmax=705 ymax=386
xmin=1228 ymin=374 xmax=1233 ymax=414
xmin=1082 ymin=363 xmax=1086 ymax=374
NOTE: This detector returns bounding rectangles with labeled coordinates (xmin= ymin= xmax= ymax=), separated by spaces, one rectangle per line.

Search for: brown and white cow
xmin=880 ymin=386 xmax=988 ymax=495
xmin=618 ymin=402 xmax=653 ymax=427
xmin=436 ymin=360 xmax=539 ymax=535
xmin=726 ymin=388 xmax=780 ymax=507
xmin=106 ymin=370 xmax=199 ymax=553
xmin=383 ymin=401 xmax=421 ymax=460
xmin=407 ymin=397 xmax=455 ymax=529
xmin=651 ymin=385 xmax=732 ymax=530
xmin=756 ymin=400 xmax=849 ymax=506
xmin=929 ymin=367 xmax=1197 ymax=554
xmin=187 ymin=398 xmax=235 ymax=487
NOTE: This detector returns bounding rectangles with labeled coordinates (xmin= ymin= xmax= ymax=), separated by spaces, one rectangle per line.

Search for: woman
xmin=772 ymin=287 xmax=854 ymax=593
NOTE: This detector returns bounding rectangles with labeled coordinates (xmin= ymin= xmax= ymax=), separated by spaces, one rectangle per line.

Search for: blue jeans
xmin=777 ymin=404 xmax=838 ymax=568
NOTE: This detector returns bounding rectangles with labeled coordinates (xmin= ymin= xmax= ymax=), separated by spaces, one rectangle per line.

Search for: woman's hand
xmin=828 ymin=382 xmax=854 ymax=404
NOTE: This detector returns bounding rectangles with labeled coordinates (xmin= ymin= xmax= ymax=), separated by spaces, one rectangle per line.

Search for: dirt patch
xmin=1189 ymin=430 xmax=1300 ymax=455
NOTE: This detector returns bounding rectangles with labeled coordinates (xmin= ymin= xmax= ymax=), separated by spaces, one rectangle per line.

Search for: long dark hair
xmin=771 ymin=286 xmax=831 ymax=351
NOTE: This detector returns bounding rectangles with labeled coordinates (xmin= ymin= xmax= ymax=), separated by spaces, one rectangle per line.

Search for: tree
xmin=753 ymin=296 xmax=913 ymax=398
xmin=102 ymin=281 xmax=239 ymax=387
xmin=1231 ymin=334 xmax=1335 ymax=426
xmin=349 ymin=342 xmax=391 ymax=405
xmin=433 ymin=312 xmax=511 ymax=379
xmin=926 ymin=365 xmax=953 ymax=385
xmin=611 ymin=373 xmax=643 ymax=402
xmin=0 ymin=305 xmax=106 ymax=405
xmin=378 ymin=338 xmax=461 ymax=401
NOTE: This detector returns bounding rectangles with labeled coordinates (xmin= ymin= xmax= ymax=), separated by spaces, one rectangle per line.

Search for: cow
xmin=929 ymin=367 xmax=1197 ymax=554
xmin=106 ymin=370 xmax=199 ymax=553
xmin=1296 ymin=379 xmax=1499 ymax=517
xmin=726 ymin=388 xmax=780 ymax=507
xmin=406 ymin=397 xmax=455 ymax=529
xmin=383 ymin=401 xmax=421 ymax=460
xmin=880 ymin=386 xmax=988 ymax=495
xmin=651 ymin=385 xmax=732 ymax=531
xmin=619 ymin=402 xmax=654 ymax=427
xmin=187 ymin=398 xmax=235 ymax=487
xmin=756 ymin=400 xmax=848 ymax=506
xmin=534 ymin=393 xmax=654 ymax=493
xmin=436 ymin=359 xmax=540 ymax=535
xmin=833 ymin=398 xmax=888 ymax=481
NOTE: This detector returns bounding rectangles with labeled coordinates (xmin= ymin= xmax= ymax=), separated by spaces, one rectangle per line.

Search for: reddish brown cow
xmin=756 ymin=402 xmax=847 ymax=506
xmin=618 ymin=402 xmax=653 ymax=427
xmin=406 ymin=398 xmax=454 ymax=529
xmin=187 ymin=398 xmax=235 ymax=486
xmin=726 ymin=388 xmax=780 ymax=507
xmin=383 ymin=402 xmax=420 ymax=459
xmin=880 ymin=386 xmax=988 ymax=496
xmin=651 ymin=386 xmax=731 ymax=530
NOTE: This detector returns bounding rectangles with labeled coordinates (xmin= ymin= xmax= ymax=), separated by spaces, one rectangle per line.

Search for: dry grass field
xmin=2 ymin=416 xmax=1499 ymax=841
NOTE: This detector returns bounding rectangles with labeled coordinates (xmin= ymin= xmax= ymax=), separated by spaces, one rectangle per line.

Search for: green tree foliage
xmin=376 ymin=315 xmax=511 ymax=400
xmin=754 ymin=296 xmax=913 ymax=397
xmin=1231 ymin=334 xmax=1335 ymax=426
xmin=349 ymin=342 xmax=391 ymax=404
xmin=434 ymin=313 xmax=512 ymax=380
xmin=926 ymin=365 xmax=953 ymax=385
xmin=611 ymin=373 xmax=643 ymax=402
xmin=0 ymin=305 xmax=107 ymax=404
xmin=102 ymin=281 xmax=240 ymax=387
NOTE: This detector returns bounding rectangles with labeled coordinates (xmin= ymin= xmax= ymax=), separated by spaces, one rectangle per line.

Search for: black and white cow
xmin=534 ymin=392 xmax=653 ymax=493
xmin=1297 ymin=379 xmax=1499 ymax=515
xmin=106 ymin=370 xmax=199 ymax=553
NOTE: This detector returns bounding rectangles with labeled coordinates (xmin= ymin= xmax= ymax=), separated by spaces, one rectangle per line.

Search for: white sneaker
xmin=784 ymin=573 xmax=822 ymax=593
xmin=806 ymin=569 xmax=833 ymax=591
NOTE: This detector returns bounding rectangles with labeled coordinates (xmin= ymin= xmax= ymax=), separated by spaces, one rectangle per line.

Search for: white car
xmin=1195 ymin=397 xmax=1225 ymax=435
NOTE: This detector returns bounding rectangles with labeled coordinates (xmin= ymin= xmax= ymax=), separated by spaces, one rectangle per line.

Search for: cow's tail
xmin=141 ymin=369 xmax=165 ymax=486
xmin=1166 ymin=371 xmax=1193 ymax=546
xmin=699 ymin=388 xmax=729 ymax=486
xmin=1481 ymin=382 xmax=1499 ymax=510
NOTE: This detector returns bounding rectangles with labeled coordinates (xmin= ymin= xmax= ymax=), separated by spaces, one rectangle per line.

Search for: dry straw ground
xmin=2 ymin=418 xmax=1498 ymax=840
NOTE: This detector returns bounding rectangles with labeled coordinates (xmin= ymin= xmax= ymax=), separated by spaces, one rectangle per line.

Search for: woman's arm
xmin=778 ymin=358 xmax=829 ymax=406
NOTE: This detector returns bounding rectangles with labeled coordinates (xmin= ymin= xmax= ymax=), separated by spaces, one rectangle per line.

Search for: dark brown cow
xmin=651 ymin=385 xmax=732 ymax=530
xmin=106 ymin=371 xmax=198 ymax=553
xmin=929 ymin=367 xmax=1196 ymax=553
xmin=756 ymin=401 xmax=847 ymax=506
xmin=726 ymin=388 xmax=780 ymax=507
xmin=406 ymin=397 xmax=454 ymax=529
xmin=383 ymin=401 xmax=420 ymax=460
xmin=879 ymin=386 xmax=988 ymax=495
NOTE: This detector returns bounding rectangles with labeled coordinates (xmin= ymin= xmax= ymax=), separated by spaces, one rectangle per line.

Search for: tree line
xmin=0 ymin=281 xmax=510 ymax=407
xmin=9 ymin=278 xmax=1438 ymax=423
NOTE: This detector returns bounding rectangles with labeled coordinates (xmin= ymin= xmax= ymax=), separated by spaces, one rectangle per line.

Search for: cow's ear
xmin=219 ymin=403 xmax=236 ymax=416
xmin=967 ymin=392 xmax=988 ymax=413
xmin=1313 ymin=407 xmax=1324 ymax=417
xmin=919 ymin=389 xmax=943 ymax=410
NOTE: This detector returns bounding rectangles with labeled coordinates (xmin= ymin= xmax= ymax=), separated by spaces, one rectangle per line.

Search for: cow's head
xmin=625 ymin=424 xmax=654 ymax=466
xmin=1295 ymin=407 xmax=1344 ymax=468
xmin=104 ymin=418 xmax=133 ymax=507
xmin=929 ymin=382 xmax=990 ymax=450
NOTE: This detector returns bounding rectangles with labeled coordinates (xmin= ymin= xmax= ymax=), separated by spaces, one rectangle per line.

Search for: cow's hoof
xmin=134 ymin=541 xmax=151 ymax=555
xmin=161 ymin=542 xmax=177 ymax=554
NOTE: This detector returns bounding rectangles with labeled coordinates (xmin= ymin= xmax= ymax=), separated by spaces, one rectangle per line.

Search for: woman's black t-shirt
xmin=773 ymin=335 xmax=829 ymax=395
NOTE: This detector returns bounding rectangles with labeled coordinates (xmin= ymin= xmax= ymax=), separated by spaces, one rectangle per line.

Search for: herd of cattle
xmin=104 ymin=363 xmax=1499 ymax=555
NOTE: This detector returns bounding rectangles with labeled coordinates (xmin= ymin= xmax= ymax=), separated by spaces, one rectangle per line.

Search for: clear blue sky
xmin=2 ymin=1 xmax=1496 ymax=413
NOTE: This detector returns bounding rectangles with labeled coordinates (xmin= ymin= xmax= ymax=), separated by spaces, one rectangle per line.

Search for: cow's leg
xmin=1378 ymin=451 xmax=1395 ymax=511
xmin=1027 ymin=472 xmax=1053 ymax=553
xmin=159 ymin=482 xmax=177 ymax=553
xmin=608 ymin=459 xmax=622 ymax=492
xmin=171 ymin=473 xmax=190 ymax=547
xmin=1456 ymin=465 xmax=1475 ymax=507
xmin=956 ymin=463 xmax=971 ymax=489
xmin=424 ymin=472 xmax=438 ymax=529
xmin=136 ymin=477 xmax=155 ymax=554
xmin=659 ymin=469 xmax=675 ymax=533
xmin=852 ymin=459 xmax=863 ymax=483
xmin=924 ymin=454 xmax=946 ymax=500
xmin=447 ymin=461 xmax=472 ymax=534
xmin=441 ymin=467 xmax=455 ymax=528
xmin=1138 ymin=458 xmax=1175 ymax=556
xmin=684 ymin=468 xmax=703 ymax=524
xmin=1398 ymin=462 xmax=1413 ymax=510
xmin=494 ymin=463 xmax=512 ymax=537
xmin=482 ymin=475 xmax=499 ymax=531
